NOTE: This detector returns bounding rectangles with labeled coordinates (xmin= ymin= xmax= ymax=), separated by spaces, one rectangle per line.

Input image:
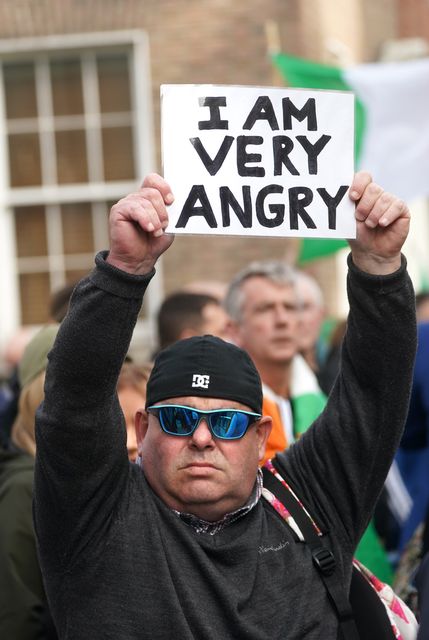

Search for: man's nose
xmin=189 ymin=418 xmax=215 ymax=448
xmin=274 ymin=304 xmax=290 ymax=323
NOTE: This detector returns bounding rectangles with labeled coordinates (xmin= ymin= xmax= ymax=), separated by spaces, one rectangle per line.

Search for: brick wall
xmin=0 ymin=0 xmax=403 ymax=312
xmin=397 ymin=0 xmax=429 ymax=42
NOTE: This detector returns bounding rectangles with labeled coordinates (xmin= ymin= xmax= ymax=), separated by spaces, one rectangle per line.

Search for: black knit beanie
xmin=146 ymin=335 xmax=262 ymax=414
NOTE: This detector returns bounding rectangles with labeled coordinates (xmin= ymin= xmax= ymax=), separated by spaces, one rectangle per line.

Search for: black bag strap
xmin=262 ymin=464 xmax=360 ymax=640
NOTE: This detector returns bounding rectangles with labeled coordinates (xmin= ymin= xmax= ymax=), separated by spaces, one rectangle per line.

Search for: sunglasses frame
xmin=147 ymin=404 xmax=262 ymax=440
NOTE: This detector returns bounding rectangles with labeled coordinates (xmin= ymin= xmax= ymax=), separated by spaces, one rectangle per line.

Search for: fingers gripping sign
xmin=107 ymin=174 xmax=175 ymax=275
xmin=348 ymin=171 xmax=411 ymax=275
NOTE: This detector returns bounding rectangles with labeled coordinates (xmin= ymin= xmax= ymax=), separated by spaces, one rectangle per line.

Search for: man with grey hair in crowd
xmin=224 ymin=260 xmax=326 ymax=460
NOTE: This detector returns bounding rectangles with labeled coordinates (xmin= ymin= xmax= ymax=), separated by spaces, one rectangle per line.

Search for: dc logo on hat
xmin=192 ymin=374 xmax=210 ymax=389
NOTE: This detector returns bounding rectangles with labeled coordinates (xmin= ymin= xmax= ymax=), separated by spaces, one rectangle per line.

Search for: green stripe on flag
xmin=419 ymin=268 xmax=429 ymax=293
xmin=272 ymin=52 xmax=366 ymax=162
xmin=298 ymin=238 xmax=348 ymax=265
xmin=272 ymin=53 xmax=363 ymax=263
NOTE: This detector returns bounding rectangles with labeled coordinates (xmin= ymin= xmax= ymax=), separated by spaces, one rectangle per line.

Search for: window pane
xmin=3 ymin=62 xmax=38 ymax=119
xmin=55 ymin=130 xmax=88 ymax=183
xmin=15 ymin=205 xmax=47 ymax=257
xmin=51 ymin=58 xmax=84 ymax=116
xmin=8 ymin=133 xmax=42 ymax=187
xmin=19 ymin=272 xmax=50 ymax=325
xmin=61 ymin=202 xmax=94 ymax=254
xmin=102 ymin=126 xmax=135 ymax=181
xmin=97 ymin=54 xmax=131 ymax=113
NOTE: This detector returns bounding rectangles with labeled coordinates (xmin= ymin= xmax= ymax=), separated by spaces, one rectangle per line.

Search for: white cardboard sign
xmin=161 ymin=84 xmax=355 ymax=238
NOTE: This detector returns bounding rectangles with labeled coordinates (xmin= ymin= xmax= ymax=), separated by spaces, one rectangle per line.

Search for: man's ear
xmin=256 ymin=416 xmax=272 ymax=463
xmin=135 ymin=410 xmax=149 ymax=455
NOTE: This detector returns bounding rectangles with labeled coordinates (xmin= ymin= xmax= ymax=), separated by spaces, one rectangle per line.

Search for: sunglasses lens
xmin=151 ymin=406 xmax=259 ymax=439
xmin=210 ymin=411 xmax=250 ymax=439
xmin=158 ymin=406 xmax=198 ymax=435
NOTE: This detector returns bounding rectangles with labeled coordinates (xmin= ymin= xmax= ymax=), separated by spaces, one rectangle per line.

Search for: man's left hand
xmin=348 ymin=171 xmax=410 ymax=275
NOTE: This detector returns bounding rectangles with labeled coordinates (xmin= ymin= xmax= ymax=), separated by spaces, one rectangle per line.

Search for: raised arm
xmin=34 ymin=175 xmax=174 ymax=563
xmin=280 ymin=171 xmax=416 ymax=548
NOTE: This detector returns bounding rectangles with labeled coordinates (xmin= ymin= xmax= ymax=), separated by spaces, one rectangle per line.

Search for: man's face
xmin=230 ymin=276 xmax=300 ymax=367
xmin=136 ymin=396 xmax=271 ymax=522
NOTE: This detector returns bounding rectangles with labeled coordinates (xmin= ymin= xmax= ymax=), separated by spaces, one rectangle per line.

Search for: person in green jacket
xmin=0 ymin=326 xmax=58 ymax=640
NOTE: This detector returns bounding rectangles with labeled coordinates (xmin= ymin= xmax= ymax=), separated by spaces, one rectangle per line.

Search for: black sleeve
xmin=277 ymin=254 xmax=417 ymax=549
xmin=34 ymin=251 xmax=154 ymax=570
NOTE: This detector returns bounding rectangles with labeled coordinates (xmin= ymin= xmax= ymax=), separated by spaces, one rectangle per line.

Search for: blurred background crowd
xmin=1 ymin=0 xmax=429 ymax=637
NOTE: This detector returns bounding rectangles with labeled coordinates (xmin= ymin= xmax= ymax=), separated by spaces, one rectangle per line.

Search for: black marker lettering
xmin=220 ymin=186 xmax=252 ymax=227
xmin=190 ymin=136 xmax=234 ymax=175
xmin=296 ymin=135 xmax=331 ymax=174
xmin=256 ymin=185 xmax=285 ymax=228
xmin=289 ymin=187 xmax=316 ymax=229
xmin=317 ymin=185 xmax=349 ymax=229
xmin=242 ymin=96 xmax=279 ymax=131
xmin=282 ymin=97 xmax=317 ymax=131
xmin=237 ymin=136 xmax=265 ymax=177
xmin=273 ymin=136 xmax=299 ymax=176
xmin=198 ymin=97 xmax=229 ymax=130
xmin=176 ymin=185 xmax=218 ymax=228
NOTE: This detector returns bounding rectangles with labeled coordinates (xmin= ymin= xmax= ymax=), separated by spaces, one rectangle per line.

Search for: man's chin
xmin=268 ymin=351 xmax=295 ymax=364
xmin=177 ymin=483 xmax=225 ymax=510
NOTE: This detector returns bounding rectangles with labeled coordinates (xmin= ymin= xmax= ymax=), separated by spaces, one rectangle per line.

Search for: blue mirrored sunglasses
xmin=147 ymin=404 xmax=262 ymax=440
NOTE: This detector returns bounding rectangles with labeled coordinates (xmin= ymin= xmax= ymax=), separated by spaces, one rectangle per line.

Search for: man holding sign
xmin=34 ymin=168 xmax=415 ymax=640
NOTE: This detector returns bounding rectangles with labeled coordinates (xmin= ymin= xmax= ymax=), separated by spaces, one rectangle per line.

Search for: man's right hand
xmin=106 ymin=173 xmax=175 ymax=275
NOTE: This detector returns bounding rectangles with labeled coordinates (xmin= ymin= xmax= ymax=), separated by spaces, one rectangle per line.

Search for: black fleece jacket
xmin=34 ymin=252 xmax=416 ymax=639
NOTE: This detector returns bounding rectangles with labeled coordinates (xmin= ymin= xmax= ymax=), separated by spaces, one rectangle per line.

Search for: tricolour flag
xmin=273 ymin=52 xmax=429 ymax=262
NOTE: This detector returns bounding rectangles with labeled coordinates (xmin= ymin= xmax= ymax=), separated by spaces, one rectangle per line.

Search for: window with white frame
xmin=0 ymin=32 xmax=160 ymax=354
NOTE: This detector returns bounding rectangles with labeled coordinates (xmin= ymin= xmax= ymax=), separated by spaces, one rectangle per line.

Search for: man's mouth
xmin=185 ymin=461 xmax=216 ymax=469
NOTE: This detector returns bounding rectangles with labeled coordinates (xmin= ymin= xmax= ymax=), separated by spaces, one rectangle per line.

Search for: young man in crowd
xmin=156 ymin=291 xmax=229 ymax=351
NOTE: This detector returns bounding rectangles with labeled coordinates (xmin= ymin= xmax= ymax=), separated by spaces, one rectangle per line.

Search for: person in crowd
xmin=156 ymin=290 xmax=229 ymax=352
xmin=0 ymin=282 xmax=77 ymax=448
xmin=0 ymin=325 xmax=59 ymax=639
xmin=415 ymin=291 xmax=429 ymax=323
xmin=0 ymin=327 xmax=36 ymax=447
xmin=396 ymin=317 xmax=429 ymax=551
xmin=0 ymin=367 xmax=20 ymax=447
xmin=317 ymin=318 xmax=347 ymax=395
xmin=224 ymin=260 xmax=327 ymax=461
xmin=33 ymin=170 xmax=416 ymax=639
xmin=117 ymin=360 xmax=152 ymax=462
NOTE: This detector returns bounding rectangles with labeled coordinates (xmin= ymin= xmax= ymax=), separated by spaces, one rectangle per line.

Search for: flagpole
xmin=264 ymin=20 xmax=301 ymax=265
xmin=264 ymin=20 xmax=284 ymax=87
